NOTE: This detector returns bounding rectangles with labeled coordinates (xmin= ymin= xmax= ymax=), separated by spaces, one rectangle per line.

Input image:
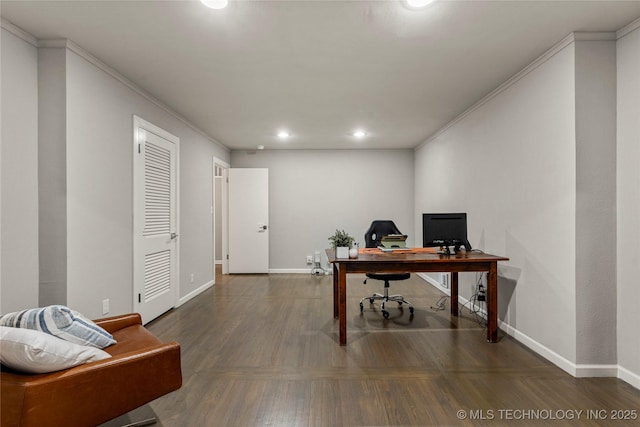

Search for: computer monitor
xmin=422 ymin=213 xmax=472 ymax=253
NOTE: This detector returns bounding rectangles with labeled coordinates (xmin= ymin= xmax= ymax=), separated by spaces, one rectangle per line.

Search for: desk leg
xmin=450 ymin=272 xmax=459 ymax=317
xmin=333 ymin=263 xmax=339 ymax=319
xmin=487 ymin=262 xmax=498 ymax=342
xmin=338 ymin=264 xmax=347 ymax=346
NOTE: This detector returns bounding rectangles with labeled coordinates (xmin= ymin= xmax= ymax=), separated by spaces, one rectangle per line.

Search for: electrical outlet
xmin=440 ymin=273 xmax=449 ymax=289
xmin=306 ymin=255 xmax=313 ymax=264
xmin=477 ymin=284 xmax=486 ymax=301
xmin=102 ymin=299 xmax=109 ymax=315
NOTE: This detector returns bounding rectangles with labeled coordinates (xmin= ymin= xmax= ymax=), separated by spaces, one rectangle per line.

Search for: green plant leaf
xmin=328 ymin=229 xmax=354 ymax=248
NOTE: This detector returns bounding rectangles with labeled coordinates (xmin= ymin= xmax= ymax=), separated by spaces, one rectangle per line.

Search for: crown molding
xmin=2 ymin=24 xmax=229 ymax=153
xmin=414 ymin=30 xmax=623 ymax=151
xmin=1 ymin=18 xmax=37 ymax=47
xmin=415 ymin=32 xmax=577 ymax=151
xmin=617 ymin=16 xmax=640 ymax=39
xmin=55 ymin=39 xmax=230 ymax=153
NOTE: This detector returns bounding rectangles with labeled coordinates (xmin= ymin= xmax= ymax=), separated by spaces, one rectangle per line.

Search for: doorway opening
xmin=213 ymin=157 xmax=229 ymax=276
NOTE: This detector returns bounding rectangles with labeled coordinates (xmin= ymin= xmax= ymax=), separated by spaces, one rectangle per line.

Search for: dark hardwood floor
xmin=140 ymin=269 xmax=640 ymax=426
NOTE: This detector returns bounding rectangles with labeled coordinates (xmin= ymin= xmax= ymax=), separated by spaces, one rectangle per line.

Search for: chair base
xmin=359 ymin=283 xmax=414 ymax=320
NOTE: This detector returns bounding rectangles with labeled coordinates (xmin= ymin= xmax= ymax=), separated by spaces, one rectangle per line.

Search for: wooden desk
xmin=326 ymin=248 xmax=509 ymax=345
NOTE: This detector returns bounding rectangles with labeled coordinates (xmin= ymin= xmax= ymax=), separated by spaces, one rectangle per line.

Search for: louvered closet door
xmin=133 ymin=120 xmax=178 ymax=324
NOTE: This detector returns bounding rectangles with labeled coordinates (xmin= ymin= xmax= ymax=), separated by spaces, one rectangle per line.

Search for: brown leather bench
xmin=1 ymin=313 xmax=182 ymax=427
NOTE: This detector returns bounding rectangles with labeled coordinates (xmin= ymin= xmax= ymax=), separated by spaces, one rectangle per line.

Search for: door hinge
xmin=227 ymin=254 xmax=229 ymax=260
xmin=138 ymin=143 xmax=141 ymax=154
xmin=138 ymin=293 xmax=141 ymax=303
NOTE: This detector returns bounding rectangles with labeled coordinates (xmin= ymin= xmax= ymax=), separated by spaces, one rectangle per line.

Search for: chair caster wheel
xmin=359 ymin=302 xmax=364 ymax=312
xmin=409 ymin=307 xmax=414 ymax=314
xmin=382 ymin=310 xmax=390 ymax=319
xmin=369 ymin=298 xmax=374 ymax=305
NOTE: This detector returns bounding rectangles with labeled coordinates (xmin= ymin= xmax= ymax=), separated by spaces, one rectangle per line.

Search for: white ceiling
xmin=2 ymin=0 xmax=639 ymax=150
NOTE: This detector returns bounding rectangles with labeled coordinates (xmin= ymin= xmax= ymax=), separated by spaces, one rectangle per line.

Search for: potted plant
xmin=328 ymin=229 xmax=354 ymax=259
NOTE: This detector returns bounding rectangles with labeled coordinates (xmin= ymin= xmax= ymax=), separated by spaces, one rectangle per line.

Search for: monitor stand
xmin=438 ymin=240 xmax=472 ymax=255
xmin=438 ymin=246 xmax=454 ymax=255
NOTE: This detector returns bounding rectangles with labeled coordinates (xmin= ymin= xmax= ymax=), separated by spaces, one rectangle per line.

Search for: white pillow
xmin=0 ymin=326 xmax=111 ymax=374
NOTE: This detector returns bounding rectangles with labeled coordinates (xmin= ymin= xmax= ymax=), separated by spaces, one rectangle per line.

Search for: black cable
xmin=430 ymin=295 xmax=448 ymax=311
xmin=460 ymin=272 xmax=488 ymax=328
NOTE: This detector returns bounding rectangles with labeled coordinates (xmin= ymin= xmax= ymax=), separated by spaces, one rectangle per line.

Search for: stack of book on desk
xmin=378 ymin=234 xmax=408 ymax=252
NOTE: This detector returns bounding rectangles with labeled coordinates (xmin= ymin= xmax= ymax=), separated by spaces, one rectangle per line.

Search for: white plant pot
xmin=335 ymin=247 xmax=350 ymax=259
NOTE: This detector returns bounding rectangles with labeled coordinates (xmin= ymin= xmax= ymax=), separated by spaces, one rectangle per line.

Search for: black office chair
xmin=359 ymin=220 xmax=414 ymax=319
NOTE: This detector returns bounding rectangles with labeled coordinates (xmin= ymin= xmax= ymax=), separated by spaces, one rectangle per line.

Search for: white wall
xmin=0 ymin=26 xmax=39 ymax=313
xmin=415 ymin=42 xmax=578 ymax=361
xmin=574 ymin=40 xmax=617 ymax=365
xmin=37 ymin=46 xmax=68 ymax=307
xmin=616 ymin=24 xmax=640 ymax=389
xmin=63 ymin=45 xmax=230 ymax=317
xmin=231 ymin=149 xmax=414 ymax=271
xmin=1 ymin=26 xmax=230 ymax=319
xmin=415 ymin=32 xmax=638 ymax=384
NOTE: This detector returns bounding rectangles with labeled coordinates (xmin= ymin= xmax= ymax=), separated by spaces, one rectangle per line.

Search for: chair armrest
xmin=2 ymin=341 xmax=182 ymax=427
xmin=94 ymin=313 xmax=142 ymax=334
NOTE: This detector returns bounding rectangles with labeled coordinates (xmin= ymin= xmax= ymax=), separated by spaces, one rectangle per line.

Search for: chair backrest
xmin=364 ymin=220 xmax=402 ymax=248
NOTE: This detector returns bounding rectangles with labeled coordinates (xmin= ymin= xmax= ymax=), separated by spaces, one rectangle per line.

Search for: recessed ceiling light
xmin=277 ymin=130 xmax=291 ymax=139
xmin=405 ymin=0 xmax=435 ymax=9
xmin=352 ymin=130 xmax=367 ymax=138
xmin=257 ymin=145 xmax=265 ymax=150
xmin=200 ymin=0 xmax=228 ymax=10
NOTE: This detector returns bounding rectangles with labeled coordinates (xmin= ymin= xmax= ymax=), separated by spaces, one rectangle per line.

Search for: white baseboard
xmin=501 ymin=321 xmax=627 ymax=381
xmin=618 ymin=365 xmax=640 ymax=390
xmin=269 ymin=268 xmax=313 ymax=274
xmin=416 ymin=273 xmax=640 ymax=390
xmin=218 ymin=268 xmax=329 ymax=274
xmin=499 ymin=321 xmax=579 ymax=376
xmin=416 ymin=272 xmax=450 ymax=295
xmin=574 ymin=364 xmax=619 ymax=378
xmin=268 ymin=268 xmax=333 ymax=274
xmin=177 ymin=280 xmax=214 ymax=307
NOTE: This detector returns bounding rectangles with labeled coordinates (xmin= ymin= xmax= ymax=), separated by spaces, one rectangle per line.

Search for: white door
xmin=228 ymin=168 xmax=269 ymax=273
xmin=133 ymin=117 xmax=179 ymax=324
